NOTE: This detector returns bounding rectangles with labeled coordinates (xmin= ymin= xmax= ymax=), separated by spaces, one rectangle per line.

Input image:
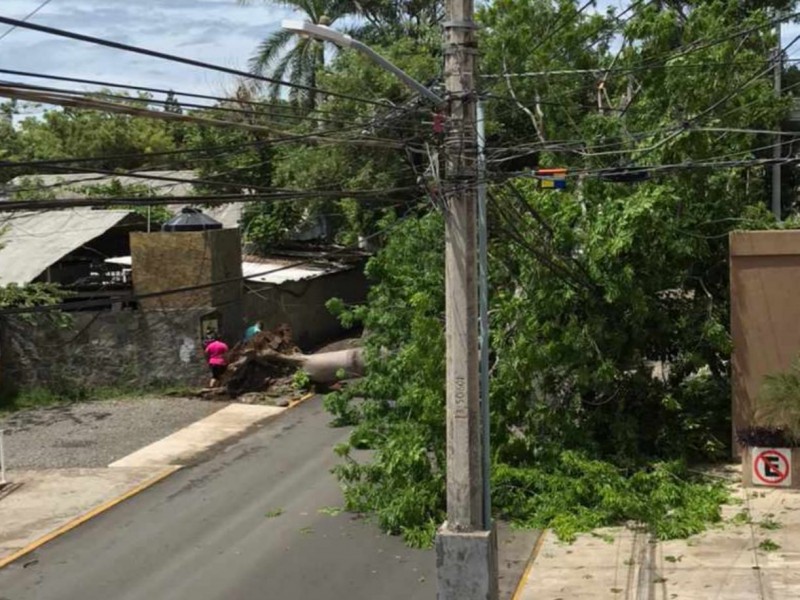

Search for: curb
xmin=0 ymin=392 xmax=319 ymax=570
xmin=0 ymin=465 xmax=180 ymax=570
xmin=292 ymin=391 xmax=316 ymax=406
xmin=510 ymin=530 xmax=548 ymax=600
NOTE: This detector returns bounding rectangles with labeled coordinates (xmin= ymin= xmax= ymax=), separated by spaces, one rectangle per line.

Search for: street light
xmin=281 ymin=20 xmax=444 ymax=106
xmin=279 ymin=20 xmax=492 ymax=521
xmin=283 ymin=19 xmax=497 ymax=598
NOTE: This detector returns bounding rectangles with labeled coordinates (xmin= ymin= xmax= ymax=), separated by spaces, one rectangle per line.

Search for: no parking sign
xmin=751 ymin=448 xmax=792 ymax=487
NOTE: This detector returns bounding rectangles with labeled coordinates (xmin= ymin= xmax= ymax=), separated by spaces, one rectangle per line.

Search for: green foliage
xmin=492 ymin=458 xmax=728 ymax=542
xmin=10 ymin=94 xmax=179 ymax=171
xmin=756 ymin=356 xmax=800 ymax=439
xmin=759 ymin=514 xmax=782 ymax=530
xmin=0 ymin=282 xmax=68 ymax=311
xmin=238 ymin=0 xmax=352 ymax=109
xmin=81 ymin=180 xmax=173 ymax=225
xmin=292 ymin=369 xmax=312 ymax=391
xmin=759 ymin=538 xmax=781 ymax=552
xmin=320 ymin=0 xmax=790 ymax=548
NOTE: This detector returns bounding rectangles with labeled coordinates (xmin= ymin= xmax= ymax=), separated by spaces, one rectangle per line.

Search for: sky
xmin=0 ymin=0 xmax=799 ymax=114
xmin=0 ymin=0 xmax=295 ymax=106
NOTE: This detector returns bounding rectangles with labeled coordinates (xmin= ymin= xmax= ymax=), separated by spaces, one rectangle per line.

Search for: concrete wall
xmin=243 ymin=266 xmax=367 ymax=351
xmin=0 ymin=309 xmax=215 ymax=394
xmin=131 ymin=229 xmax=243 ymax=312
xmin=731 ymin=230 xmax=800 ymax=456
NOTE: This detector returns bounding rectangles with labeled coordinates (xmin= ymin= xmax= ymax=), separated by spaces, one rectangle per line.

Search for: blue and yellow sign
xmin=537 ymin=168 xmax=567 ymax=189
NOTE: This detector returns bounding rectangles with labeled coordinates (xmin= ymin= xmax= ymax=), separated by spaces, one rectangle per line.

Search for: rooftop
xmin=0 ymin=209 xmax=143 ymax=285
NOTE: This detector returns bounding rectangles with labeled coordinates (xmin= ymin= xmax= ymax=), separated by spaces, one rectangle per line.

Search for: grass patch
xmin=265 ymin=508 xmax=284 ymax=518
xmin=730 ymin=510 xmax=752 ymax=525
xmin=758 ymin=538 xmax=781 ymax=552
xmin=759 ymin=514 xmax=782 ymax=531
xmin=0 ymin=381 xmax=199 ymax=415
xmin=318 ymin=506 xmax=343 ymax=517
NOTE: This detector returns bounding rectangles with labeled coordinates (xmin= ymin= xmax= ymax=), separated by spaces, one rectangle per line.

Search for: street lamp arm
xmin=347 ymin=38 xmax=444 ymax=106
xmin=281 ymin=20 xmax=444 ymax=106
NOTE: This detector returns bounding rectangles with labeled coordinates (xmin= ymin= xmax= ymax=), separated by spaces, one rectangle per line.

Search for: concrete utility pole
xmin=435 ymin=0 xmax=498 ymax=596
xmin=773 ymin=15 xmax=783 ymax=221
xmin=281 ymin=15 xmax=498 ymax=598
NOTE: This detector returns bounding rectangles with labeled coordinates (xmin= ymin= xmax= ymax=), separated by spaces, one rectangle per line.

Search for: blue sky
xmin=1 ymin=0 xmax=799 ymax=112
xmin=0 ymin=0 xmax=294 ymax=104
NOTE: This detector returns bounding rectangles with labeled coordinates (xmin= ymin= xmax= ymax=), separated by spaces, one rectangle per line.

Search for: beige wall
xmin=731 ymin=231 xmax=800 ymax=456
xmin=130 ymin=229 xmax=243 ymax=312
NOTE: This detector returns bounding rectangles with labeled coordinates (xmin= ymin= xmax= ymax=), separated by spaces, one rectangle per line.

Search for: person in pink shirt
xmin=203 ymin=332 xmax=229 ymax=388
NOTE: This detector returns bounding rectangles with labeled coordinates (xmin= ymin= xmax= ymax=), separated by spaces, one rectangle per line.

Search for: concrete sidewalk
xmin=0 ymin=467 xmax=179 ymax=564
xmin=0 ymin=403 xmax=287 ymax=567
xmin=516 ymin=483 xmax=800 ymax=599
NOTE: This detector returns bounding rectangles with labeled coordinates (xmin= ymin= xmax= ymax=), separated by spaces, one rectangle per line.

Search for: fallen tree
xmin=208 ymin=324 xmax=365 ymax=398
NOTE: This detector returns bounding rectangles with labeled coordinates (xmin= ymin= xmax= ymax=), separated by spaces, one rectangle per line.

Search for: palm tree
xmin=238 ymin=0 xmax=353 ymax=110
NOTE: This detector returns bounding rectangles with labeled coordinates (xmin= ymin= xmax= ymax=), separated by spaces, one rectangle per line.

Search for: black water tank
xmin=161 ymin=207 xmax=223 ymax=232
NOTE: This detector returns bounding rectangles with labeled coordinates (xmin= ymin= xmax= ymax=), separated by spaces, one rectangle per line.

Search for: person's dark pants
xmin=210 ymin=364 xmax=226 ymax=379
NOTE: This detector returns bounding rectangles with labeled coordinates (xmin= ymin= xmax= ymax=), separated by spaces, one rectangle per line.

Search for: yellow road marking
xmin=511 ymin=530 xmax=548 ymax=600
xmin=0 ymin=392 xmax=318 ymax=570
xmin=0 ymin=466 xmax=180 ymax=570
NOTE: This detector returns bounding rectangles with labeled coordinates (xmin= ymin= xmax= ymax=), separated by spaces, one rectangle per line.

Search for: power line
xmin=0 ymin=139 xmax=269 ymax=171
xmin=0 ymin=205 xmax=424 ymax=316
xmin=0 ymin=68 xmax=359 ymax=117
xmin=481 ymin=58 xmax=800 ymax=79
xmin=0 ymin=14 xmax=412 ymax=110
xmin=0 ymin=75 xmax=426 ymax=134
xmin=0 ymin=187 xmax=420 ymax=212
xmin=0 ymin=0 xmax=54 ymax=43
xmin=0 ymin=83 xmax=414 ymax=149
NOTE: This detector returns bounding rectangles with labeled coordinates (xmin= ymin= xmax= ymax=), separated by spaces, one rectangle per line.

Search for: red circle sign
xmin=754 ymin=449 xmax=790 ymax=484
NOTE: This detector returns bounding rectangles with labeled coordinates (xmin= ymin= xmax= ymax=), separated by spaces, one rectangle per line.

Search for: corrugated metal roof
xmin=6 ymin=171 xmax=198 ymax=198
xmin=101 ymin=257 xmax=345 ymax=285
xmin=5 ymin=171 xmax=244 ymax=229
xmin=242 ymin=261 xmax=338 ymax=284
xmin=0 ymin=209 xmax=139 ymax=285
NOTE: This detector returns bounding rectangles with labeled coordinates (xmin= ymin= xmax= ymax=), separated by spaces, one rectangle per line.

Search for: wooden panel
xmin=731 ymin=231 xmax=800 ymax=457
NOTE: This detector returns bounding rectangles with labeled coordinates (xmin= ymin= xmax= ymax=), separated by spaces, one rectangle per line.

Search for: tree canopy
xmin=1 ymin=0 xmax=798 ymax=546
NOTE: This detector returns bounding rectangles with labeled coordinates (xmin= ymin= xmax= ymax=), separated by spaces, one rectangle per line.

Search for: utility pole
xmin=773 ymin=15 xmax=783 ymax=221
xmin=279 ymin=15 xmax=497 ymax=598
xmin=435 ymin=0 xmax=498 ymax=596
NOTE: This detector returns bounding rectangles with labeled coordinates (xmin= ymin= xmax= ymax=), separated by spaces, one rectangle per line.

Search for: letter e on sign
xmin=752 ymin=448 xmax=792 ymax=487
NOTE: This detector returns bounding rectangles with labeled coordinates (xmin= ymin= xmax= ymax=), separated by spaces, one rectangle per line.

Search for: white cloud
xmin=0 ymin=0 xmax=297 ymax=97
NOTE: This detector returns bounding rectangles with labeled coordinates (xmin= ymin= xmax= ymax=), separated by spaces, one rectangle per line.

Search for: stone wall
xmin=0 ymin=308 xmax=214 ymax=394
xmin=0 ymin=263 xmax=368 ymax=395
xmin=243 ymin=267 xmax=367 ymax=351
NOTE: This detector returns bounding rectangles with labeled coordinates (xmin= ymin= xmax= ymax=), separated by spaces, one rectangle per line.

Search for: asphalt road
xmin=0 ymin=397 xmax=436 ymax=600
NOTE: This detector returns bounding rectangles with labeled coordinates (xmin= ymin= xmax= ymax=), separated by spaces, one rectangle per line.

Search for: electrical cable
xmin=0 ymin=203 xmax=427 ymax=316
xmin=0 ymin=186 xmax=420 ymax=212
xmin=0 ymin=84 xmax=416 ymax=149
xmin=0 ymin=78 xmax=426 ymax=135
xmin=0 ymin=68 xmax=430 ymax=124
xmin=0 ymin=14 xmax=416 ymax=110
xmin=0 ymin=0 xmax=54 ymax=43
xmin=481 ymin=58 xmax=800 ymax=79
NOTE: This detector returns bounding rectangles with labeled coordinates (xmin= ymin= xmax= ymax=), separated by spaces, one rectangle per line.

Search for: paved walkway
xmin=517 ymin=482 xmax=800 ymax=599
xmin=0 ymin=403 xmax=285 ymax=566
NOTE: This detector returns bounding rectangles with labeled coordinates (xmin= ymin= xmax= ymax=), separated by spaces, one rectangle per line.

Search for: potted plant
xmin=737 ymin=359 xmax=800 ymax=489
